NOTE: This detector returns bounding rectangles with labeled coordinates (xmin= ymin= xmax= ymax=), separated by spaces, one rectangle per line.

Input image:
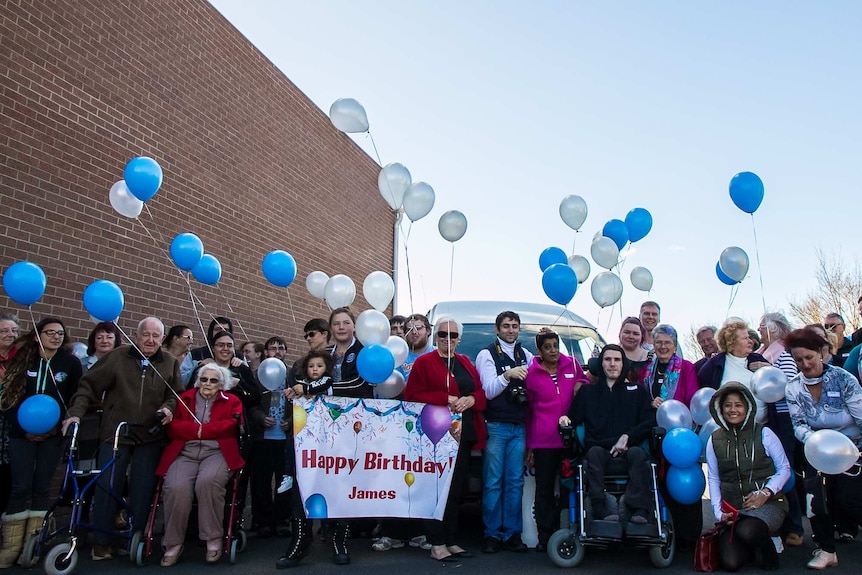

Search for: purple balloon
xmin=419 ymin=404 xmax=452 ymax=446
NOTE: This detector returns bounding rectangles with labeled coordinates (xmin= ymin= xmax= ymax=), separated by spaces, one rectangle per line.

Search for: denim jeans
xmin=481 ymin=422 xmax=525 ymax=541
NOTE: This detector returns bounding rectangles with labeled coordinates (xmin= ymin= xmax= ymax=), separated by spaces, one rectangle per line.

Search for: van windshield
xmin=458 ymin=323 xmax=601 ymax=365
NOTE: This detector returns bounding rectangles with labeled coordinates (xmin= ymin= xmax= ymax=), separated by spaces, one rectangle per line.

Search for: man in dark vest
xmin=475 ymin=311 xmax=531 ymax=553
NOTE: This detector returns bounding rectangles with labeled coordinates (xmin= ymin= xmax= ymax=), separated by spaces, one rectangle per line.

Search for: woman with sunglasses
xmin=0 ymin=318 xmax=81 ymax=567
xmin=405 ymin=316 xmax=487 ymax=562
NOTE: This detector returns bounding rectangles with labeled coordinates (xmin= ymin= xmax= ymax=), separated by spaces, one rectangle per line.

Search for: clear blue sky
xmin=210 ymin=1 xmax=862 ymax=341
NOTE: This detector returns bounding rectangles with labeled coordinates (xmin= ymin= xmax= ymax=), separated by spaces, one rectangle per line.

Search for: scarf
xmin=644 ymin=353 xmax=682 ymax=400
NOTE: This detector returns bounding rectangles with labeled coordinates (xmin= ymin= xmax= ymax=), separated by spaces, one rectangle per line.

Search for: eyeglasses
xmin=41 ymin=330 xmax=65 ymax=337
xmin=654 ymin=340 xmax=675 ymax=347
xmin=213 ymin=342 xmax=234 ymax=349
xmin=436 ymin=331 xmax=459 ymax=340
xmin=267 ymin=345 xmax=286 ymax=351
xmin=179 ymin=334 xmax=193 ymax=340
xmin=304 ymin=331 xmax=319 ymax=339
xmin=825 ymin=323 xmax=843 ymax=330
xmin=199 ymin=376 xmax=220 ymax=384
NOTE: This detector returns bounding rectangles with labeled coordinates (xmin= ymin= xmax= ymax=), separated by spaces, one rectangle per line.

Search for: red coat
xmin=156 ymin=388 xmax=245 ymax=476
xmin=404 ymin=351 xmax=487 ymax=449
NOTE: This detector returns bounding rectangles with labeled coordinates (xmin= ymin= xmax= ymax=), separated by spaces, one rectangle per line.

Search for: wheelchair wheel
xmin=129 ymin=531 xmax=144 ymax=566
xmin=648 ymin=515 xmax=675 ymax=568
xmin=229 ymin=539 xmax=238 ymax=565
xmin=547 ymin=529 xmax=584 ymax=568
xmin=44 ymin=543 xmax=77 ymax=575
xmin=19 ymin=535 xmax=39 ymax=568
xmin=236 ymin=529 xmax=247 ymax=553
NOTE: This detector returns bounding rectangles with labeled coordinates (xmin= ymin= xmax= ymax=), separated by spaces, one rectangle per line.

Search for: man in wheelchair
xmin=559 ymin=344 xmax=655 ymax=527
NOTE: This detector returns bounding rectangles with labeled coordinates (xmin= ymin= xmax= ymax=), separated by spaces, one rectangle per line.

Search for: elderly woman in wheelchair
xmin=553 ymin=344 xmax=674 ymax=567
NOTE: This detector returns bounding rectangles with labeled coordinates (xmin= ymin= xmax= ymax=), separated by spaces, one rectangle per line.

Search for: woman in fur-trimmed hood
xmin=705 ymin=382 xmax=790 ymax=571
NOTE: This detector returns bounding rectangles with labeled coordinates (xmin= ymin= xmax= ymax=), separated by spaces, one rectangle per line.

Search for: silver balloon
xmin=402 ymin=182 xmax=435 ymax=222
xmin=258 ymin=357 xmax=286 ymax=391
xmin=438 ymin=210 xmax=468 ymax=242
xmin=69 ymin=342 xmax=88 ymax=361
xmin=690 ymin=387 xmax=716 ymax=426
xmin=656 ymin=399 xmax=693 ymax=430
xmin=306 ymin=271 xmax=329 ymax=299
xmin=630 ymin=266 xmax=654 ymax=292
xmin=109 ymin=180 xmax=143 ymax=218
xmin=375 ymin=370 xmax=406 ymax=399
xmin=804 ymin=429 xmax=860 ymax=475
xmin=719 ymin=246 xmax=749 ymax=282
xmin=324 ymin=274 xmax=356 ymax=308
xmin=698 ymin=419 xmax=721 ymax=456
xmin=362 ymin=271 xmax=394 ymax=311
xmin=385 ymin=335 xmax=409 ymax=367
xmin=559 ymin=195 xmax=588 ymax=231
xmin=567 ymin=254 xmax=591 ymax=284
xmin=590 ymin=271 xmax=623 ymax=308
xmin=590 ymin=236 xmax=619 ymax=270
xmin=329 ymin=97 xmax=369 ymax=133
xmin=355 ymin=309 xmax=390 ymax=346
xmin=750 ymin=366 xmax=788 ymax=403
xmin=378 ymin=163 xmax=411 ymax=210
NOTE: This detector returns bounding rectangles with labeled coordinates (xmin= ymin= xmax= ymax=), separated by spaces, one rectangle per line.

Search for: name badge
xmin=564 ymin=373 xmax=574 ymax=378
xmin=626 ymin=385 xmax=638 ymax=391
xmin=827 ymin=391 xmax=841 ymax=398
xmin=26 ymin=370 xmax=38 ymax=377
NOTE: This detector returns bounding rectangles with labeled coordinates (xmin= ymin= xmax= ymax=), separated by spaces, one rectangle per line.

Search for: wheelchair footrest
xmin=624 ymin=522 xmax=659 ymax=538
xmin=587 ymin=520 xmax=623 ymax=540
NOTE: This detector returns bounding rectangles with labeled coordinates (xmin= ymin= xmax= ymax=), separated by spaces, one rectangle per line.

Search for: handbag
xmin=694 ymin=525 xmax=721 ymax=572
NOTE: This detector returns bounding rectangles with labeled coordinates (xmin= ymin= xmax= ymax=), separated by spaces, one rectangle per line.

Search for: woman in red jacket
xmin=405 ymin=316 xmax=486 ymax=563
xmin=155 ymin=365 xmax=244 ymax=567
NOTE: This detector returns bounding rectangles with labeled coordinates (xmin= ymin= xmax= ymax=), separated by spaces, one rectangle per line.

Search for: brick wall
xmin=0 ymin=0 xmax=393 ymax=360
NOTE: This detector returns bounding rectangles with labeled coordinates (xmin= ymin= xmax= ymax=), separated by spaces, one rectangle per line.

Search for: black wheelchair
xmin=547 ymin=425 xmax=675 ymax=568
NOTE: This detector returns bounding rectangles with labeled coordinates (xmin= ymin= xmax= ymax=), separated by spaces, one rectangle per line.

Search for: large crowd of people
xmin=0 ymin=297 xmax=860 ymax=571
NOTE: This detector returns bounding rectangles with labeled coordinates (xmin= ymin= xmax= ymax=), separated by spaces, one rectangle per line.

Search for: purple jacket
xmin=524 ymin=354 xmax=589 ymax=449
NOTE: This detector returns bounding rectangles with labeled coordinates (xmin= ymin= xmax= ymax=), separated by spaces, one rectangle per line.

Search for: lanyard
xmin=35 ymin=358 xmax=52 ymax=395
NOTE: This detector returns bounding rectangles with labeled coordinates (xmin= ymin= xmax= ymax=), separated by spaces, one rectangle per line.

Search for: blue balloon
xmin=83 ymin=280 xmax=124 ymax=322
xmin=262 ymin=250 xmax=297 ymax=288
xmin=602 ymin=219 xmax=629 ymax=250
xmin=666 ymin=464 xmax=706 ymax=504
xmin=356 ymin=344 xmax=395 ymax=385
xmin=123 ymin=157 xmax=163 ymax=202
xmin=18 ymin=395 xmax=60 ymax=435
xmin=538 ymin=247 xmax=568 ymax=272
xmin=729 ymin=171 xmax=764 ymax=214
xmin=624 ymin=208 xmax=653 ymax=243
xmin=305 ymin=493 xmax=328 ymax=519
xmin=192 ymin=254 xmax=222 ymax=285
xmin=169 ymin=233 xmax=204 ymax=271
xmin=715 ymin=262 xmax=737 ymax=286
xmin=2 ymin=261 xmax=47 ymax=306
xmin=662 ymin=427 xmax=702 ymax=467
xmin=541 ymin=263 xmax=577 ymax=306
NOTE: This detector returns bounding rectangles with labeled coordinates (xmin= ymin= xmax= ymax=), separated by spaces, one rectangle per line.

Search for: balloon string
xmin=215 ymin=283 xmax=251 ymax=343
xmin=285 ymin=287 xmax=297 ymax=324
xmin=448 ymin=244 xmax=456 ymax=297
xmin=111 ymin=320 xmax=201 ymax=424
xmin=26 ymin=308 xmax=69 ymax=414
xmin=404 ymin=226 xmax=416 ymax=314
xmin=189 ymin=284 xmax=215 ymax=360
xmin=750 ymin=214 xmax=767 ymax=314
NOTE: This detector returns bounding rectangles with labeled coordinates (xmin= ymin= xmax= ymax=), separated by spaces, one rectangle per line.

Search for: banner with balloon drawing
xmin=293 ymin=396 xmax=460 ymax=520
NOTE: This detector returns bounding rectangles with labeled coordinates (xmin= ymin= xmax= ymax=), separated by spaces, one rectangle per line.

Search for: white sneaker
xmin=372 ymin=536 xmax=405 ymax=551
xmin=807 ymin=549 xmax=838 ymax=570
xmin=772 ymin=536 xmax=784 ymax=554
xmin=276 ymin=475 xmax=293 ymax=494
xmin=409 ymin=535 xmax=431 ymax=550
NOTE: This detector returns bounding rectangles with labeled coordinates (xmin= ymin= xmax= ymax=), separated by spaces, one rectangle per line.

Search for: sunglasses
xmin=436 ymin=331 xmax=459 ymax=340
xmin=304 ymin=331 xmax=319 ymax=339
xmin=199 ymin=376 xmax=220 ymax=384
xmin=825 ymin=323 xmax=842 ymax=330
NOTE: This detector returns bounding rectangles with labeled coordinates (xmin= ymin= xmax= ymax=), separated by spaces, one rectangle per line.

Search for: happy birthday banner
xmin=293 ymin=396 xmax=460 ymax=520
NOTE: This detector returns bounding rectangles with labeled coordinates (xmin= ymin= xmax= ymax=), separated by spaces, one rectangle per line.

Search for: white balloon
xmin=109 ymin=180 xmax=143 ymax=218
xmin=559 ymin=195 xmax=588 ymax=231
xmin=375 ymin=370 xmax=406 ymax=399
xmin=630 ymin=266 xmax=654 ymax=291
xmin=568 ymin=255 xmax=591 ymax=284
xmin=69 ymin=342 xmax=88 ymax=360
xmin=656 ymin=399 xmax=693 ymax=430
xmin=355 ymin=309 xmax=390 ymax=346
xmin=329 ymin=98 xmax=369 ymax=133
xmin=306 ymin=271 xmax=329 ymax=299
xmin=362 ymin=271 xmax=395 ymax=311
xmin=590 ymin=236 xmax=619 ymax=270
xmin=324 ymin=274 xmax=356 ymax=308
xmin=751 ymin=366 xmax=788 ymax=403
xmin=690 ymin=388 xmax=716 ymax=426
xmin=402 ymin=182 xmax=435 ymax=222
xmin=804 ymin=429 xmax=860 ymax=475
xmin=258 ymin=358 xmax=286 ymax=391
xmin=719 ymin=246 xmax=749 ymax=282
xmin=378 ymin=163 xmax=411 ymax=210
xmin=590 ymin=271 xmax=623 ymax=308
xmin=385 ymin=335 xmax=409 ymax=367
xmin=438 ymin=210 xmax=468 ymax=242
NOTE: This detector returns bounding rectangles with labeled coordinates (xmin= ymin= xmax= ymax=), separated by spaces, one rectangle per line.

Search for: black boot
xmin=332 ymin=521 xmax=350 ymax=565
xmin=276 ymin=519 xmax=312 ymax=569
xmin=759 ymin=538 xmax=779 ymax=571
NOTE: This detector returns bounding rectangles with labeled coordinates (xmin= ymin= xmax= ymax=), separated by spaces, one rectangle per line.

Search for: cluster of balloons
xmin=538 ymin=247 xmax=577 ymax=306
xmin=169 ymin=232 xmax=222 ymax=285
xmin=716 ymin=246 xmax=749 ymax=286
xmin=353 ymin=309 xmax=409 ymax=398
xmin=657 ymin=400 xmax=705 ymax=504
xmin=715 ymin=171 xmax=764 ymax=286
xmin=109 ymin=157 xmax=164 ymax=219
xmin=305 ymin=270 xmax=396 ymax=311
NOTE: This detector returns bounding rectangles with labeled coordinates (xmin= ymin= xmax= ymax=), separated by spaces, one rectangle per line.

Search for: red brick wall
xmin=0 ymin=0 xmax=393 ymax=360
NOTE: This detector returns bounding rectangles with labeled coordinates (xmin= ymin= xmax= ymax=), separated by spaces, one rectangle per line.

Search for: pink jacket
xmin=524 ymin=354 xmax=588 ymax=449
